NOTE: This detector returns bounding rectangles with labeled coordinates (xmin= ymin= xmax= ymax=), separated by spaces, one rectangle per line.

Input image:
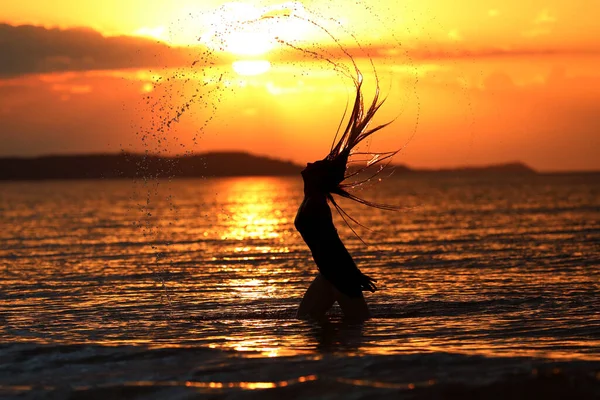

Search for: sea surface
xmin=1 ymin=174 xmax=599 ymax=399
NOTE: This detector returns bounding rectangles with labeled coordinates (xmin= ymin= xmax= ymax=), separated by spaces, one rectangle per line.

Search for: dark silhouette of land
xmin=0 ymin=152 xmax=301 ymax=180
xmin=398 ymin=162 xmax=537 ymax=176
xmin=0 ymin=152 xmax=593 ymax=181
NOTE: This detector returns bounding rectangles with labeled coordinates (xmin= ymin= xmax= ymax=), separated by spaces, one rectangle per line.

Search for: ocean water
xmin=1 ymin=174 xmax=599 ymax=399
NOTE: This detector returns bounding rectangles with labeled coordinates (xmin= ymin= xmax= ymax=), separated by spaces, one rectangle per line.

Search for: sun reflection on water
xmin=1 ymin=176 xmax=599 ymax=364
xmin=220 ymin=178 xmax=289 ymax=242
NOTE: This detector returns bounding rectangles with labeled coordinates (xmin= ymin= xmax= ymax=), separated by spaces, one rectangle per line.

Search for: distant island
xmin=0 ymin=151 xmax=565 ymax=181
xmin=0 ymin=152 xmax=300 ymax=180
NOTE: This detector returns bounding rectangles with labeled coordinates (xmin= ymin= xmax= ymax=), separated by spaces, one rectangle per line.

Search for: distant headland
xmin=0 ymin=152 xmax=300 ymax=180
xmin=0 ymin=152 xmax=590 ymax=181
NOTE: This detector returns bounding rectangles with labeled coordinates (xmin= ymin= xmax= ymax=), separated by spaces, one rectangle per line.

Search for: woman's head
xmin=302 ymin=72 xmax=392 ymax=198
xmin=301 ymin=152 xmax=348 ymax=195
xmin=301 ymin=73 xmax=400 ymax=213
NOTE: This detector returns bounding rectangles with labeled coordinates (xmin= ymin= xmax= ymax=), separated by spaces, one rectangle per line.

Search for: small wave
xmin=1 ymin=343 xmax=598 ymax=399
xmin=185 ymin=297 xmax=548 ymax=321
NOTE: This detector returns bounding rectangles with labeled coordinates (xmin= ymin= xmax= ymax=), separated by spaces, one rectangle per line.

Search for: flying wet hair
xmin=316 ymin=73 xmax=402 ymax=243
xmin=253 ymin=10 xmax=402 ymax=240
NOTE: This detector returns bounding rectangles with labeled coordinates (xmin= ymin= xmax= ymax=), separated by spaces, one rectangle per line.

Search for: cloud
xmin=276 ymin=42 xmax=599 ymax=63
xmin=1 ymin=54 xmax=599 ymax=171
xmin=534 ymin=9 xmax=557 ymax=25
xmin=2 ymin=22 xmax=599 ymax=81
xmin=523 ymin=9 xmax=557 ymax=37
xmin=0 ymin=24 xmax=197 ymax=77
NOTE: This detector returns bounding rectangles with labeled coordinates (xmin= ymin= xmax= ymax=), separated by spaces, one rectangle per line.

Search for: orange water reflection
xmin=213 ymin=178 xmax=297 ymax=302
xmin=220 ymin=178 xmax=290 ymax=242
xmin=2 ymin=177 xmax=599 ymax=363
xmin=0 ymin=376 xmax=321 ymax=394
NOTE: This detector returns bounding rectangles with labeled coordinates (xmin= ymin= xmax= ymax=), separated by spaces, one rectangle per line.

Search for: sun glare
xmin=232 ymin=60 xmax=271 ymax=76
xmin=195 ymin=2 xmax=310 ymax=55
xmin=134 ymin=26 xmax=167 ymax=42
xmin=131 ymin=2 xmax=312 ymax=77
xmin=225 ymin=31 xmax=274 ymax=56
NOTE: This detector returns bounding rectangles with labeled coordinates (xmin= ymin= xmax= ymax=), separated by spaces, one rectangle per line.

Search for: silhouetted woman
xmin=295 ymin=72 xmax=398 ymax=322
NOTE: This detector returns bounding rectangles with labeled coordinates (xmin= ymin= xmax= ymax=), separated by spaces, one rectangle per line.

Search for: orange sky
xmin=0 ymin=0 xmax=599 ymax=171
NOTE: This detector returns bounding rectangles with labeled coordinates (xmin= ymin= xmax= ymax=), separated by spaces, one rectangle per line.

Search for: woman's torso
xmin=294 ymin=195 xmax=361 ymax=285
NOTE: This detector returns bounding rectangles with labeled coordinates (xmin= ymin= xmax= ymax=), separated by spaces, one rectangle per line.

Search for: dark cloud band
xmin=0 ymin=24 xmax=196 ymax=77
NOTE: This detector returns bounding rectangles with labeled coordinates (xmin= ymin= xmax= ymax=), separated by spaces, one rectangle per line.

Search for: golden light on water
xmin=2 ymin=176 xmax=599 ymax=382
xmin=2 ymin=2 xmax=600 ymax=397
xmin=208 ymin=178 xmax=295 ymax=307
xmin=0 ymin=376 xmax=320 ymax=392
xmin=220 ymin=178 xmax=287 ymax=241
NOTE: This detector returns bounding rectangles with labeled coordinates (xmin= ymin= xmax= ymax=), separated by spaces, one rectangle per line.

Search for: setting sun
xmin=0 ymin=0 xmax=599 ymax=171
xmin=223 ymin=31 xmax=274 ymax=56
xmin=232 ymin=60 xmax=271 ymax=76
xmin=194 ymin=2 xmax=311 ymax=55
xmin=1 ymin=1 xmax=599 ymax=399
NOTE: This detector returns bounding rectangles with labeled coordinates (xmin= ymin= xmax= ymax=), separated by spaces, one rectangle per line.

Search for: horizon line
xmin=1 ymin=151 xmax=599 ymax=174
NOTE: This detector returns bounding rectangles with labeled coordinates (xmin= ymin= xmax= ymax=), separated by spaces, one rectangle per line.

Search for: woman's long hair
xmin=323 ymin=73 xmax=401 ymax=241
xmin=259 ymin=11 xmax=402 ymax=239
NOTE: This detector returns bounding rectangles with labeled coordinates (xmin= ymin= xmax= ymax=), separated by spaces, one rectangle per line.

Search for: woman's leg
xmin=335 ymin=290 xmax=370 ymax=322
xmin=296 ymin=274 xmax=336 ymax=321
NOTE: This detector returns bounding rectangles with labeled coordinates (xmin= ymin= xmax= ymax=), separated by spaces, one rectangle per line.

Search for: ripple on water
xmin=0 ymin=176 xmax=599 ymax=364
